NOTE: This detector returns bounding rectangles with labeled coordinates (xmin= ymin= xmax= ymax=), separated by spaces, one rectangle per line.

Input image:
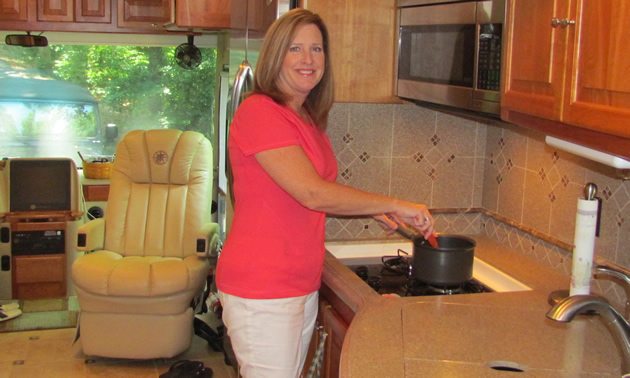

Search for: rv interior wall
xmin=0 ymin=221 xmax=9 ymax=299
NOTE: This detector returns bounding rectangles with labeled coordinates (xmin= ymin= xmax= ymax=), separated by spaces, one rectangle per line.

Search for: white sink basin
xmin=325 ymin=241 xmax=531 ymax=293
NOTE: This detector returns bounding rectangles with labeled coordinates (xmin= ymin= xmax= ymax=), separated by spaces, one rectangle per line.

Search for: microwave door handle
xmin=229 ymin=60 xmax=253 ymax=122
xmin=226 ymin=60 xmax=253 ymax=204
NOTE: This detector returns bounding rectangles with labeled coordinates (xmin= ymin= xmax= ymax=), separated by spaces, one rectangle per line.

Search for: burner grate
xmin=350 ymin=256 xmax=494 ymax=297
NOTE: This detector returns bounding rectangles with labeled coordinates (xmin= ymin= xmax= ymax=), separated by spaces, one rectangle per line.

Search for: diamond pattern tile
xmin=424 ymin=147 xmax=444 ymax=166
xmin=337 ymin=146 xmax=358 ymax=168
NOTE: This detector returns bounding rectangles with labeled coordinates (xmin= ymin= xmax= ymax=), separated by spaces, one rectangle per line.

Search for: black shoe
xmin=196 ymin=367 xmax=213 ymax=377
xmin=159 ymin=360 xmax=205 ymax=378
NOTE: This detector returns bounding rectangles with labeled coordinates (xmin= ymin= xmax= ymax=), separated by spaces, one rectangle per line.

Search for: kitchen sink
xmin=325 ymin=241 xmax=531 ymax=293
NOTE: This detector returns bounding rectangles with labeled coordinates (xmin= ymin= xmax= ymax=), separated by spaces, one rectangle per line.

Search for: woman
xmin=216 ymin=9 xmax=436 ymax=378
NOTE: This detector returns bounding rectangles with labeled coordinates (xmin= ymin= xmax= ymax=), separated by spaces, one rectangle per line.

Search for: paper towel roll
xmin=570 ymin=198 xmax=599 ymax=296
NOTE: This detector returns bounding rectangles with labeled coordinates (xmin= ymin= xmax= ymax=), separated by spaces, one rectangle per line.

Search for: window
xmin=0 ymin=33 xmax=219 ymax=166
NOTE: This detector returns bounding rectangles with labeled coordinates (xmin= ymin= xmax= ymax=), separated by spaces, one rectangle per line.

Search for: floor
xmin=0 ymin=308 xmax=237 ymax=378
xmin=0 ymin=297 xmax=79 ymax=333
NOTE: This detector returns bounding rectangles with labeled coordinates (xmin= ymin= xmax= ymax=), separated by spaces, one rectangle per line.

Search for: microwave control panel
xmin=477 ymin=23 xmax=502 ymax=92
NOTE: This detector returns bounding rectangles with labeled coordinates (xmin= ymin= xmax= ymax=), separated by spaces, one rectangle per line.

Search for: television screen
xmin=10 ymin=159 xmax=72 ymax=212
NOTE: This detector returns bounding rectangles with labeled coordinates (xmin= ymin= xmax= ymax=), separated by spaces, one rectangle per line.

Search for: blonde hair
xmin=253 ymin=9 xmax=334 ymax=130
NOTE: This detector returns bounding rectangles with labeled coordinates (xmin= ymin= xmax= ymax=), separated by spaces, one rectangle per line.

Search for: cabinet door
xmin=38 ymin=0 xmax=73 ymax=22
xmin=0 ymin=0 xmax=27 ymax=21
xmin=305 ymin=0 xmax=397 ymax=103
xmin=117 ymin=0 xmax=172 ymax=29
xmin=247 ymin=0 xmax=276 ymax=33
xmin=75 ymin=0 xmax=111 ymax=23
xmin=176 ymin=0 xmax=231 ymax=29
xmin=318 ymin=300 xmax=348 ymax=378
xmin=13 ymin=254 xmax=66 ymax=299
xmin=562 ymin=0 xmax=630 ymax=138
xmin=502 ymin=0 xmax=570 ymax=120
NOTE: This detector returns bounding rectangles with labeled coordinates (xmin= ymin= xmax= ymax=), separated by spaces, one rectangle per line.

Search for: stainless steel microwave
xmin=396 ymin=0 xmax=505 ymax=115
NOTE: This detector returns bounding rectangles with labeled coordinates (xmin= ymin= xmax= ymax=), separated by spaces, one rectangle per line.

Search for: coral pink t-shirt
xmin=216 ymin=95 xmax=338 ymax=299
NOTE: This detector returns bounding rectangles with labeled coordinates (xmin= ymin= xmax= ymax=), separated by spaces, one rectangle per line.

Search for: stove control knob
xmin=355 ymin=266 xmax=369 ymax=281
xmin=367 ymin=276 xmax=382 ymax=292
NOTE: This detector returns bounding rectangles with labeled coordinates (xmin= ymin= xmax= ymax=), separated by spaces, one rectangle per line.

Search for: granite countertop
xmin=323 ymin=235 xmax=621 ymax=377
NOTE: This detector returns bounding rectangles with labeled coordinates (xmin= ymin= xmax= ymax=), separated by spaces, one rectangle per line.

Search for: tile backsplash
xmin=325 ymin=103 xmax=630 ymax=301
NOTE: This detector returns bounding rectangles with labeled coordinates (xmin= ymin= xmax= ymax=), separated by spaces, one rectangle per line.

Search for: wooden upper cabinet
xmin=304 ymin=0 xmax=397 ymax=103
xmin=34 ymin=0 xmax=111 ymax=23
xmin=502 ymin=0 xmax=630 ymax=139
xmin=176 ymin=0 xmax=231 ymax=29
xmin=38 ymin=0 xmax=73 ymax=22
xmin=0 ymin=0 xmax=28 ymax=21
xmin=75 ymin=0 xmax=111 ymax=23
xmin=117 ymin=0 xmax=172 ymax=29
xmin=562 ymin=0 xmax=630 ymax=138
xmin=502 ymin=0 xmax=569 ymax=121
xmin=2 ymin=0 xmax=110 ymax=25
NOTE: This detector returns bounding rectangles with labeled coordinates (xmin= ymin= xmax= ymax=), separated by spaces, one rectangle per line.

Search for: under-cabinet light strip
xmin=545 ymin=136 xmax=630 ymax=169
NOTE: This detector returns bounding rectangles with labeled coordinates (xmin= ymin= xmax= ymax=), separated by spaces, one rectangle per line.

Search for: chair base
xmin=79 ymin=308 xmax=194 ymax=359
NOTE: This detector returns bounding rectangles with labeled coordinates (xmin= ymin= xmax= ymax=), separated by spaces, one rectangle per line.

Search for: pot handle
xmin=393 ymin=223 xmax=416 ymax=241
xmin=384 ymin=214 xmax=418 ymax=241
xmin=385 ymin=214 xmax=438 ymax=248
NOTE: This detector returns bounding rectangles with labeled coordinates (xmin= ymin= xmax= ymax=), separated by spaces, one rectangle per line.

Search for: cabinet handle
xmin=551 ymin=18 xmax=576 ymax=28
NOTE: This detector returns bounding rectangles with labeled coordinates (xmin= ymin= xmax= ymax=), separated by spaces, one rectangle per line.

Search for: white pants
xmin=219 ymin=291 xmax=318 ymax=378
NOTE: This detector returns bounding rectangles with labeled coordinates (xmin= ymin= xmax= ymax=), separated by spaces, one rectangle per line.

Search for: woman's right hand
xmin=385 ymin=202 xmax=437 ymax=239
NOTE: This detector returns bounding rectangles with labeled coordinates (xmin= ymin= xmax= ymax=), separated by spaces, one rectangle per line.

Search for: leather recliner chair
xmin=72 ymin=129 xmax=219 ymax=359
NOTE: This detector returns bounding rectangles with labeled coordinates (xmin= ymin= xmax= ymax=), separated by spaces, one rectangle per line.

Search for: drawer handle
xmin=551 ymin=18 xmax=576 ymax=28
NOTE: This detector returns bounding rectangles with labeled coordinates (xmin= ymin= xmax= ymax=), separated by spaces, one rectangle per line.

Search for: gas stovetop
xmin=326 ymin=241 xmax=532 ymax=294
xmin=349 ymin=250 xmax=493 ymax=297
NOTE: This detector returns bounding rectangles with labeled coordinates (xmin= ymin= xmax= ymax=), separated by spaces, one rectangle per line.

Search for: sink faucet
xmin=547 ymin=295 xmax=630 ymax=377
xmin=595 ymin=264 xmax=630 ymax=321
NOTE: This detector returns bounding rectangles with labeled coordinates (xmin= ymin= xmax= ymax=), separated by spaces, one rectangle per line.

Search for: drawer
xmin=14 ymin=255 xmax=66 ymax=283
xmin=83 ymin=185 xmax=110 ymax=202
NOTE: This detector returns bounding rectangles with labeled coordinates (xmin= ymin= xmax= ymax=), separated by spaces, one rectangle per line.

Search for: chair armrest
xmin=76 ymin=218 xmax=105 ymax=252
xmin=196 ymin=222 xmax=220 ymax=257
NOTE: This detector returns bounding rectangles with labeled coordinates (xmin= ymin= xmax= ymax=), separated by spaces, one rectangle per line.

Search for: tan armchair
xmin=72 ymin=129 xmax=219 ymax=359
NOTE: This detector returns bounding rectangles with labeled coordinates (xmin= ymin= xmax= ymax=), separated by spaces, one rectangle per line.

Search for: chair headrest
xmin=114 ymin=129 xmax=210 ymax=185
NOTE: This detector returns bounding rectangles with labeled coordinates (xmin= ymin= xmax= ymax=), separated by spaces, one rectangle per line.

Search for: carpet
xmin=0 ymin=296 xmax=79 ymax=333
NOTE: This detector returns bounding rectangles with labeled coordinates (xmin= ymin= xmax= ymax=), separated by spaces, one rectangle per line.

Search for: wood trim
xmin=11 ymin=221 xmax=66 ymax=231
xmin=3 ymin=212 xmax=82 ymax=223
